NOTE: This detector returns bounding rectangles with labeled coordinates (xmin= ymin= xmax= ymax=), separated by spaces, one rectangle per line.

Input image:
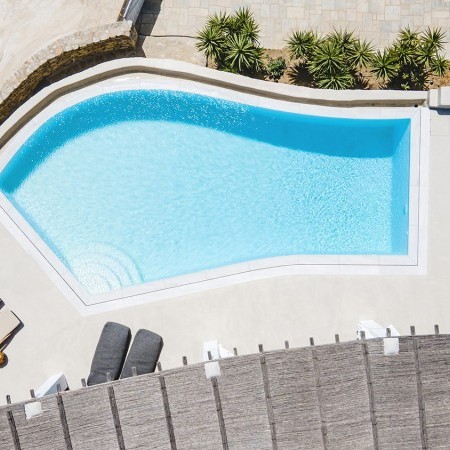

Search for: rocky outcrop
xmin=0 ymin=20 xmax=137 ymax=124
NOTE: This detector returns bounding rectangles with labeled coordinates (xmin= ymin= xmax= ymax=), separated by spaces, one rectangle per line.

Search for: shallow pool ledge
xmin=0 ymin=57 xmax=429 ymax=148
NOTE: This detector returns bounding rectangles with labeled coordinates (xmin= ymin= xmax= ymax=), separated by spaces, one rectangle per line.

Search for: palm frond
xmin=196 ymin=25 xmax=225 ymax=63
xmin=370 ymin=49 xmax=399 ymax=81
xmin=286 ymin=30 xmax=317 ymax=60
xmin=421 ymin=27 xmax=446 ymax=52
xmin=348 ymin=39 xmax=375 ymax=69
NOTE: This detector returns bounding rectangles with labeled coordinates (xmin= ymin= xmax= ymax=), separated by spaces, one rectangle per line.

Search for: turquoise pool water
xmin=0 ymin=90 xmax=410 ymax=294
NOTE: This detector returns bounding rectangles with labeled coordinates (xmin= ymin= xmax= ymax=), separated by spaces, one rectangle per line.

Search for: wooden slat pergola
xmin=1 ymin=333 xmax=450 ymax=449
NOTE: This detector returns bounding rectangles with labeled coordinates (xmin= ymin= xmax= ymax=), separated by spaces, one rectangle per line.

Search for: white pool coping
xmin=0 ymin=59 xmax=430 ymax=315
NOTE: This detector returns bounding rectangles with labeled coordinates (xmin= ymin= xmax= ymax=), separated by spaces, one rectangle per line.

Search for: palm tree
xmin=308 ymin=40 xmax=345 ymax=76
xmin=418 ymin=27 xmax=447 ymax=69
xmin=370 ymin=49 xmax=398 ymax=83
xmin=430 ymin=54 xmax=450 ymax=77
xmin=196 ymin=25 xmax=225 ymax=67
xmin=384 ymin=27 xmax=450 ymax=89
xmin=422 ymin=27 xmax=446 ymax=52
xmin=206 ymin=11 xmax=229 ymax=30
xmin=348 ymin=39 xmax=375 ymax=70
xmin=327 ymin=29 xmax=357 ymax=55
xmin=398 ymin=26 xmax=420 ymax=48
xmin=286 ymin=30 xmax=317 ymax=62
xmin=316 ymin=72 xmax=355 ymax=90
xmin=231 ymin=7 xmax=260 ymax=44
xmin=287 ymin=28 xmax=376 ymax=89
xmin=225 ymin=33 xmax=263 ymax=73
xmin=196 ymin=8 xmax=264 ymax=75
xmin=308 ymin=40 xmax=355 ymax=89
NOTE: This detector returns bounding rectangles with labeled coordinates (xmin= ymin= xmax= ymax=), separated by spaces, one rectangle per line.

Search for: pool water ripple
xmin=0 ymin=90 xmax=410 ymax=294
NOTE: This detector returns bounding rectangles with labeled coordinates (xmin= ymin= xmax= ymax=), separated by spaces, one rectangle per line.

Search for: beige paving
xmin=0 ymin=0 xmax=124 ymax=87
xmin=138 ymin=35 xmax=206 ymax=65
xmin=140 ymin=0 xmax=450 ymax=54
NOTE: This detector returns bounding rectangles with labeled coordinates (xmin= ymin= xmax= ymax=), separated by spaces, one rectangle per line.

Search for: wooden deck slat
xmin=315 ymin=342 xmax=374 ymax=449
xmin=164 ymin=364 xmax=222 ymax=449
xmin=219 ymin=355 xmax=273 ymax=450
xmin=113 ymin=375 xmax=171 ymax=450
xmin=7 ymin=397 xmax=67 ymax=450
xmin=366 ymin=338 xmax=422 ymax=449
xmin=265 ymin=348 xmax=323 ymax=450
xmin=62 ymin=384 xmax=119 ymax=450
xmin=416 ymin=335 xmax=450 ymax=449
xmin=1 ymin=336 xmax=450 ymax=449
xmin=0 ymin=407 xmax=17 ymax=449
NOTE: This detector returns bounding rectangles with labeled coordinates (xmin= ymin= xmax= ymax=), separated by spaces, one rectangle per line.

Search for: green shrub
xmin=371 ymin=50 xmax=399 ymax=82
xmin=288 ymin=29 xmax=374 ymax=90
xmin=198 ymin=20 xmax=450 ymax=90
xmin=286 ymin=30 xmax=317 ymax=62
xmin=196 ymin=8 xmax=264 ymax=76
xmin=371 ymin=27 xmax=449 ymax=90
xmin=265 ymin=57 xmax=287 ymax=82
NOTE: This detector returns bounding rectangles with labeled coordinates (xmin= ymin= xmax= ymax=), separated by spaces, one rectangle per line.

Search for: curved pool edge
xmin=0 ymin=57 xmax=430 ymax=149
xmin=0 ymin=188 xmax=430 ymax=317
xmin=0 ymin=62 xmax=431 ymax=315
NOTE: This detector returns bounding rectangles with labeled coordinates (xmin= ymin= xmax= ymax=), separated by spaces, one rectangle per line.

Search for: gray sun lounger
xmin=87 ymin=322 xmax=131 ymax=386
xmin=120 ymin=329 xmax=163 ymax=378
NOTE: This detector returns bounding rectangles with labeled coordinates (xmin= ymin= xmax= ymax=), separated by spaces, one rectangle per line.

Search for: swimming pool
xmin=0 ymin=89 xmax=411 ymax=295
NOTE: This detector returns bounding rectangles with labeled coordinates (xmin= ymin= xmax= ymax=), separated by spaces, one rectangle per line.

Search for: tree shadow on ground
xmin=353 ymin=73 xmax=370 ymax=90
xmin=287 ymin=63 xmax=315 ymax=87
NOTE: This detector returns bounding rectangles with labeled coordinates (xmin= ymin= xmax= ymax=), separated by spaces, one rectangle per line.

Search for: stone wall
xmin=0 ymin=21 xmax=137 ymax=125
xmin=142 ymin=0 xmax=450 ymax=53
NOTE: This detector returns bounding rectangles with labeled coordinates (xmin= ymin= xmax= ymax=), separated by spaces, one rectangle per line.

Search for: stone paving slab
xmin=138 ymin=36 xmax=206 ymax=66
xmin=138 ymin=0 xmax=450 ymax=55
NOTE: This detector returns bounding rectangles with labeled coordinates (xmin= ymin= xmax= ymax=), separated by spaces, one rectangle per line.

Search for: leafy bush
xmin=265 ymin=57 xmax=287 ymax=82
xmin=196 ymin=8 xmax=264 ymax=76
xmin=371 ymin=27 xmax=449 ymax=90
xmin=286 ymin=30 xmax=317 ymax=63
xmin=287 ymin=29 xmax=374 ymax=90
xmin=198 ymin=19 xmax=450 ymax=90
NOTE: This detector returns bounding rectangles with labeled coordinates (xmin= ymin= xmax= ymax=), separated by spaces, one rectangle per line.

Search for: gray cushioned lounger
xmin=87 ymin=322 xmax=131 ymax=386
xmin=120 ymin=329 xmax=163 ymax=378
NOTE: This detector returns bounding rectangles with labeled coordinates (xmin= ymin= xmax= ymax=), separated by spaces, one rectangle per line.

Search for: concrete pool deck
xmin=0 ymin=60 xmax=429 ymax=314
xmin=0 ymin=59 xmax=449 ymax=404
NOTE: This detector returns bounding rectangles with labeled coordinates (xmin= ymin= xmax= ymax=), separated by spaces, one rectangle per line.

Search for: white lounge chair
xmin=0 ymin=308 xmax=21 ymax=349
